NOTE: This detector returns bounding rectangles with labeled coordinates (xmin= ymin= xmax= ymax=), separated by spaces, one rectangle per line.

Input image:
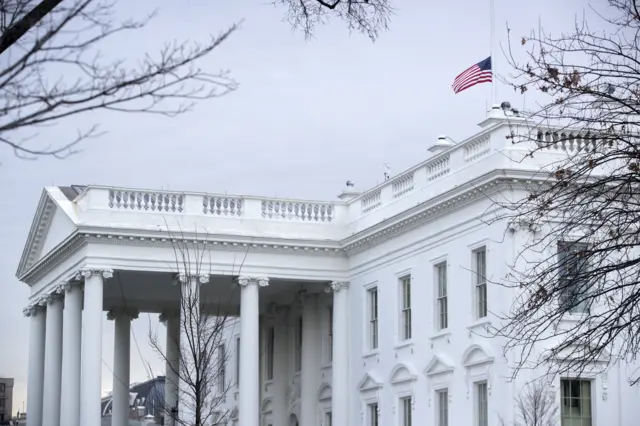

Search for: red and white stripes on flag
xmin=452 ymin=56 xmax=492 ymax=94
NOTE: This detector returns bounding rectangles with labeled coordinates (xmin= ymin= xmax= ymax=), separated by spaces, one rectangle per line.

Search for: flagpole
xmin=490 ymin=0 xmax=497 ymax=107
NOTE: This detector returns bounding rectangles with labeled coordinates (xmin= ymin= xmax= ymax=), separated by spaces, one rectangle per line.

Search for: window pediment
xmin=389 ymin=362 xmax=418 ymax=385
xmin=546 ymin=342 xmax=610 ymax=364
xmin=424 ymin=354 xmax=455 ymax=377
xmin=462 ymin=343 xmax=494 ymax=368
xmin=261 ymin=398 xmax=272 ymax=414
xmin=358 ymin=371 xmax=383 ymax=392
xmin=318 ymin=383 xmax=332 ymax=401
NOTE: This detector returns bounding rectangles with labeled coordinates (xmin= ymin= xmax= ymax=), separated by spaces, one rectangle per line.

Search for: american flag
xmin=452 ymin=56 xmax=492 ymax=94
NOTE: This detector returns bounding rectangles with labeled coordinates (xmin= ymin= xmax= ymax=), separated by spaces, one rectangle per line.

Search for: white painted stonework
xmin=17 ymin=108 xmax=640 ymax=426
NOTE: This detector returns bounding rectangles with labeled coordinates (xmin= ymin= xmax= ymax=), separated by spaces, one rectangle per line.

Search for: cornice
xmin=16 ymin=190 xmax=56 ymax=278
xmin=20 ymin=232 xmax=87 ymax=285
xmin=18 ymin=170 xmax=541 ymax=286
xmin=341 ymin=172 xmax=531 ymax=255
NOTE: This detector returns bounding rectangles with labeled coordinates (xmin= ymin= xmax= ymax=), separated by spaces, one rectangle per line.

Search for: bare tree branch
xmin=500 ymin=380 xmax=559 ymax=426
xmin=488 ymin=0 xmax=640 ymax=385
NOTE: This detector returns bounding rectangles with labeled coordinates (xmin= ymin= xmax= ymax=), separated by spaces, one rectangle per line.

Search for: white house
xmin=17 ymin=106 xmax=640 ymax=426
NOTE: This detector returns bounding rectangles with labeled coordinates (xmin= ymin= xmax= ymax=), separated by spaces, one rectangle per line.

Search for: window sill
xmin=467 ymin=318 xmax=491 ymax=337
xmin=321 ymin=362 xmax=333 ymax=370
xmin=394 ymin=340 xmax=414 ymax=350
xmin=362 ymin=349 xmax=380 ymax=359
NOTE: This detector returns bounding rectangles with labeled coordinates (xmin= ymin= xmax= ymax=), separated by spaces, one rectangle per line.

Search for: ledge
xmin=362 ymin=349 xmax=380 ymax=359
xmin=429 ymin=330 xmax=451 ymax=343
xmin=467 ymin=318 xmax=491 ymax=337
xmin=394 ymin=340 xmax=414 ymax=350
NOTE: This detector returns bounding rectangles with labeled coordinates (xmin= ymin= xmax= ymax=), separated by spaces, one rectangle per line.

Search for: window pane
xmin=437 ymin=389 xmax=448 ymax=426
xmin=561 ymin=379 xmax=592 ymax=426
xmin=235 ymin=337 xmax=240 ymax=386
xmin=369 ymin=288 xmax=379 ymax=349
xmin=477 ymin=382 xmax=488 ymax=426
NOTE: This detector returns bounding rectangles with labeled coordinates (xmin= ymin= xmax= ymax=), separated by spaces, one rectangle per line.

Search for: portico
xmin=18 ymin=186 xmax=351 ymax=426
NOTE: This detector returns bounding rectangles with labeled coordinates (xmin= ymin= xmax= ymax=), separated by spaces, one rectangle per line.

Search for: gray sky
xmin=0 ymin=0 xmax=587 ymax=414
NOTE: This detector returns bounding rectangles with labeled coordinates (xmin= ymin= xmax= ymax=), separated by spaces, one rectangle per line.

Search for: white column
xmin=25 ymin=303 xmax=46 ymax=426
xmin=238 ymin=276 xmax=269 ymax=426
xmin=108 ymin=309 xmax=138 ymax=426
xmin=80 ymin=269 xmax=112 ymax=426
xmin=301 ymin=294 xmax=320 ymax=426
xmin=60 ymin=281 xmax=83 ymax=426
xmin=177 ymin=273 xmax=209 ymax=424
xmin=161 ymin=312 xmax=180 ymax=425
xmin=272 ymin=306 xmax=288 ymax=426
xmin=331 ymin=281 xmax=350 ymax=426
xmin=42 ymin=293 xmax=64 ymax=426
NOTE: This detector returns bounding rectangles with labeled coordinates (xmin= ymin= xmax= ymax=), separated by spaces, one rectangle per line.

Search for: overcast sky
xmin=0 ymin=0 xmax=589 ymax=414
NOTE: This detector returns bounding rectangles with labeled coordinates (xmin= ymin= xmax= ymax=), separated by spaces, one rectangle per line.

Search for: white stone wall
xmin=217 ymin=192 xmax=640 ymax=426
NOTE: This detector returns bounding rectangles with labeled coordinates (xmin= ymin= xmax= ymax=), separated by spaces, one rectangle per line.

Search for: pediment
xmin=16 ymin=187 xmax=79 ymax=280
xmin=317 ymin=383 xmax=332 ymax=401
xmin=462 ymin=343 xmax=494 ymax=368
xmin=389 ymin=362 xmax=418 ymax=385
xmin=546 ymin=342 xmax=611 ymax=364
xmin=424 ymin=354 xmax=455 ymax=377
xmin=358 ymin=371 xmax=383 ymax=392
xmin=261 ymin=397 xmax=273 ymax=413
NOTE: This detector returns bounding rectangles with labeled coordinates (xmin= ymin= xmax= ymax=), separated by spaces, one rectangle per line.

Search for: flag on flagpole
xmin=452 ymin=56 xmax=492 ymax=94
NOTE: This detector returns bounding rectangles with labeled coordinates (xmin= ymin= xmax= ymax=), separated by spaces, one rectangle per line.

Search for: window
xmin=476 ymin=382 xmax=488 ymax=426
xmin=561 ymin=379 xmax=592 ymax=426
xmin=368 ymin=403 xmax=379 ymax=426
xmin=0 ymin=399 xmax=4 ymax=409
xmin=368 ymin=287 xmax=379 ymax=350
xmin=437 ymin=389 xmax=448 ymax=426
xmin=436 ymin=263 xmax=448 ymax=330
xmin=401 ymin=396 xmax=412 ymax=426
xmin=266 ymin=327 xmax=275 ymax=380
xmin=474 ymin=248 xmax=487 ymax=318
xmin=325 ymin=412 xmax=332 ymax=426
xmin=558 ymin=241 xmax=590 ymax=313
xmin=235 ymin=337 xmax=240 ymax=387
xmin=0 ymin=384 xmax=4 ymax=393
xmin=217 ymin=344 xmax=225 ymax=392
xmin=400 ymin=275 xmax=412 ymax=340
xmin=328 ymin=305 xmax=333 ymax=362
xmin=295 ymin=316 xmax=302 ymax=372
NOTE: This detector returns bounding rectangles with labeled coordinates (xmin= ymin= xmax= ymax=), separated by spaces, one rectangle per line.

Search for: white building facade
xmin=17 ymin=108 xmax=640 ymax=426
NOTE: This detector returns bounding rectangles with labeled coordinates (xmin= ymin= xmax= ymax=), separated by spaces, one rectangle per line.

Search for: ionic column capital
xmin=23 ymin=304 xmax=45 ymax=317
xmin=158 ymin=310 xmax=180 ymax=324
xmin=329 ymin=281 xmax=349 ymax=292
xmin=237 ymin=276 xmax=269 ymax=287
xmin=43 ymin=293 xmax=64 ymax=305
xmin=77 ymin=268 xmax=114 ymax=280
xmin=106 ymin=308 xmax=139 ymax=321
xmin=176 ymin=273 xmax=210 ymax=284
